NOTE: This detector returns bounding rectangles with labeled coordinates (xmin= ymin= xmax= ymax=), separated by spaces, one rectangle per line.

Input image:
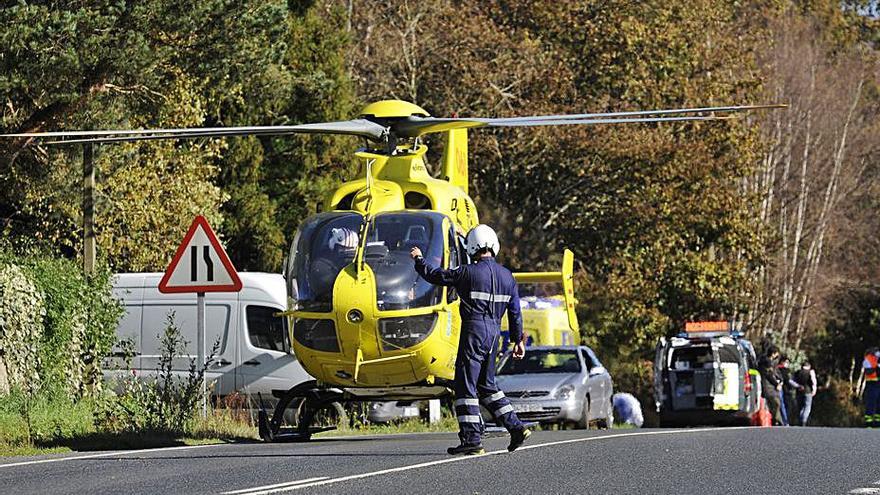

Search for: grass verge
xmin=0 ymin=399 xmax=259 ymax=457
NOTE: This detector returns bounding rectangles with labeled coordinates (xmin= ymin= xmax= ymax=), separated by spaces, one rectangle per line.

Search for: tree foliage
xmin=0 ymin=1 xmax=357 ymax=272
xmin=348 ymin=0 xmax=768 ymax=356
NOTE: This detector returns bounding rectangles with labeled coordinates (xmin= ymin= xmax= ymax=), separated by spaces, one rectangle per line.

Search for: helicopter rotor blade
xmin=391 ymin=103 xmax=785 ymax=137
xmin=393 ymin=114 xmax=738 ymax=138
xmin=477 ymin=103 xmax=788 ymax=123
xmin=1 ymin=119 xmax=388 ymax=145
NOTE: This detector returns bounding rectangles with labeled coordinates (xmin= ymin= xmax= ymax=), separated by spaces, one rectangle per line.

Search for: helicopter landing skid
xmin=259 ymin=380 xmax=453 ymax=442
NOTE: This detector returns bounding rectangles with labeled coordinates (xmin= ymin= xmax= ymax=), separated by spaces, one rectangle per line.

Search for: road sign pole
xmin=197 ymin=292 xmax=206 ymax=418
xmin=159 ymin=216 xmax=242 ymax=419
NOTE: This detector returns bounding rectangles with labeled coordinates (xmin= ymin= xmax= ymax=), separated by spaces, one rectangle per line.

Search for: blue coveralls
xmin=415 ymin=255 xmax=526 ymax=446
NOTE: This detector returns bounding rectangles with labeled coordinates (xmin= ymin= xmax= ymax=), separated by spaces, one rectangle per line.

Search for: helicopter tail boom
xmin=441 ymin=128 xmax=469 ymax=194
xmin=514 ymin=249 xmax=578 ymax=333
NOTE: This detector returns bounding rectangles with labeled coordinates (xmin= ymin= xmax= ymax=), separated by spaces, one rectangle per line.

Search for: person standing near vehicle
xmin=758 ymin=346 xmax=783 ymax=426
xmin=793 ymin=360 xmax=817 ymax=426
xmin=410 ymin=224 xmax=531 ymax=455
xmin=863 ymin=348 xmax=880 ymax=428
xmin=778 ymin=356 xmax=799 ymax=426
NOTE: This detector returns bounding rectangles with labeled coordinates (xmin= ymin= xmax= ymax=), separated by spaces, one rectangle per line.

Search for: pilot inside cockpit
xmin=307 ymin=227 xmax=359 ymax=303
xmin=328 ymin=227 xmax=359 ymax=256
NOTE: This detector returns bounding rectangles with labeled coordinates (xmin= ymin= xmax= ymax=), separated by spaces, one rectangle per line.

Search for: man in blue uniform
xmin=410 ymin=224 xmax=531 ymax=455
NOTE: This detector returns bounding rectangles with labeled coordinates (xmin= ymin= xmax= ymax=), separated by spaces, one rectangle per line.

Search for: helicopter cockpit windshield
xmin=287 ymin=212 xmax=364 ymax=312
xmin=365 ymin=211 xmax=445 ymax=311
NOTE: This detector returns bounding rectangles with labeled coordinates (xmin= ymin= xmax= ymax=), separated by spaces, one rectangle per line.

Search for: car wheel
xmin=577 ymin=397 xmax=590 ymax=429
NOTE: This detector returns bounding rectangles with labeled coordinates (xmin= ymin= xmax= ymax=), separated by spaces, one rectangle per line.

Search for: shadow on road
xmin=72 ymin=452 xmax=445 ymax=460
xmin=33 ymin=433 xmax=260 ymax=452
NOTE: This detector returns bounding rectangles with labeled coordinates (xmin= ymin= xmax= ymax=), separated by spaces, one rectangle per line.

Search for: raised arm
xmin=411 ymin=247 xmax=465 ymax=287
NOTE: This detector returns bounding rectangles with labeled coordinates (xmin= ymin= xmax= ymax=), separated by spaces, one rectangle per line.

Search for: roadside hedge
xmin=0 ymin=248 xmax=122 ymax=400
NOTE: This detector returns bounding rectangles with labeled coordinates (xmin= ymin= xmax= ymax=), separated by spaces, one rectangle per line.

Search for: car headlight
xmin=293 ymin=318 xmax=339 ymax=352
xmin=555 ymin=384 xmax=576 ymax=401
xmin=378 ymin=314 xmax=437 ymax=351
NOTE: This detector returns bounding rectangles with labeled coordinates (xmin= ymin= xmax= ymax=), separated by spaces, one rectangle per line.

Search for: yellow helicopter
xmin=2 ymin=99 xmax=783 ymax=439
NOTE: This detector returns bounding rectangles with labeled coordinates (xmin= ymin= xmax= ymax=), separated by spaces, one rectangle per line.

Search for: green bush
xmin=96 ymin=313 xmax=217 ymax=435
xmin=0 ymin=264 xmax=45 ymax=395
xmin=27 ymin=259 xmax=122 ymax=399
xmin=808 ymin=377 xmax=863 ymax=427
xmin=0 ymin=248 xmax=122 ymax=400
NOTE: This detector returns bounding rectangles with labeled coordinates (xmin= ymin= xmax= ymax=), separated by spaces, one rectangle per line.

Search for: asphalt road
xmin=1 ymin=427 xmax=878 ymax=495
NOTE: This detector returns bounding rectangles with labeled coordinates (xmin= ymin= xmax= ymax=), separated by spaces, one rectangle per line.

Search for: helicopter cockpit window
xmin=287 ymin=212 xmax=364 ymax=313
xmin=366 ymin=211 xmax=445 ymax=311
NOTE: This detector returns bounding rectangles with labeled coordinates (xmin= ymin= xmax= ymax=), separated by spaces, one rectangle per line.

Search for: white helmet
xmin=466 ymin=224 xmax=500 ymax=257
xmin=328 ymin=227 xmax=359 ymax=251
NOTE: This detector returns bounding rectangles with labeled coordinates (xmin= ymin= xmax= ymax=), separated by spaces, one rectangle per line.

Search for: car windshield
xmin=365 ymin=211 xmax=445 ymax=311
xmin=498 ymin=350 xmax=581 ymax=375
xmin=287 ymin=212 xmax=364 ymax=312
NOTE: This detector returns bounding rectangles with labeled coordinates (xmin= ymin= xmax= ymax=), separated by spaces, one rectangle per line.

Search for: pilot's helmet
xmin=328 ymin=227 xmax=359 ymax=251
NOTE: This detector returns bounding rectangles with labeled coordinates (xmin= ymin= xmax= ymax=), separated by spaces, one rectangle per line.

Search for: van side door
xmin=236 ymin=304 xmax=312 ymax=399
xmin=139 ymin=296 xmax=236 ymax=397
xmin=107 ymin=283 xmax=143 ymax=372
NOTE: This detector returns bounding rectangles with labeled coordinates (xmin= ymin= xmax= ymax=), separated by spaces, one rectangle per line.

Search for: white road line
xmin=222 ymin=477 xmax=330 ymax=495
xmin=850 ymin=489 xmax=880 ymax=494
xmin=0 ymin=443 xmax=225 ymax=469
xmin=226 ymin=427 xmax=749 ymax=493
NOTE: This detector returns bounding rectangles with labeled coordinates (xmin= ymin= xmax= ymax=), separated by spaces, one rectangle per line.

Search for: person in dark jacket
xmin=778 ymin=356 xmax=799 ymax=426
xmin=794 ymin=360 xmax=817 ymax=426
xmin=411 ymin=224 xmax=530 ymax=455
xmin=758 ymin=346 xmax=783 ymax=426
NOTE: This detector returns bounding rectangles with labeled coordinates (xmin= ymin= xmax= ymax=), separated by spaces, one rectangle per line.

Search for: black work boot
xmin=507 ymin=428 xmax=531 ymax=452
xmin=447 ymin=444 xmax=486 ymax=455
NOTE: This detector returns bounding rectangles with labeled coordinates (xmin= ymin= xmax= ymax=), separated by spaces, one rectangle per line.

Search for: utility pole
xmin=83 ymin=144 xmax=95 ymax=275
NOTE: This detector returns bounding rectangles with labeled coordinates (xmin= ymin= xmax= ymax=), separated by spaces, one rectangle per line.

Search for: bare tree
xmin=748 ymin=15 xmax=879 ymax=354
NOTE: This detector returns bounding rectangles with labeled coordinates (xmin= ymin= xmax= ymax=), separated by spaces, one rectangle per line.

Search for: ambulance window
xmin=717 ymin=344 xmax=740 ymax=364
xmin=670 ymin=346 xmax=713 ymax=369
xmin=246 ymin=305 xmax=287 ymax=352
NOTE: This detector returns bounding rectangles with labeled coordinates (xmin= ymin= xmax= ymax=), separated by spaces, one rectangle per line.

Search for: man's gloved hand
xmin=410 ymin=247 xmax=423 ymax=259
xmin=513 ymin=341 xmax=526 ymax=360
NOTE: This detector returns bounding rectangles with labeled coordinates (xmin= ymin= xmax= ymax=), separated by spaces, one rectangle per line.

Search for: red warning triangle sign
xmin=158 ymin=215 xmax=242 ymax=293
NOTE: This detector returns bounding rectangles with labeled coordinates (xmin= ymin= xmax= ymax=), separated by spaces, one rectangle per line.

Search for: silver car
xmin=489 ymin=345 xmax=614 ymax=429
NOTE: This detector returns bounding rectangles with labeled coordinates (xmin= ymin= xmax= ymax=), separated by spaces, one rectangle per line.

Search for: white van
xmin=106 ymin=272 xmax=313 ymax=400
